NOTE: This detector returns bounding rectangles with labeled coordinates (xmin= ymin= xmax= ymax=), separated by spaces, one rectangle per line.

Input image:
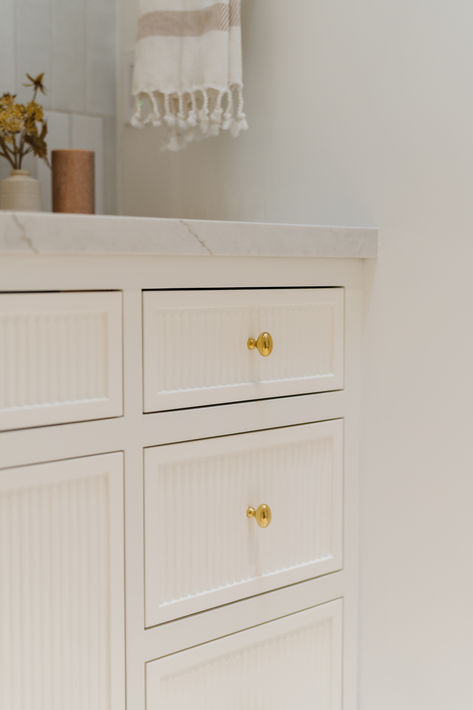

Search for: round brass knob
xmin=247 ymin=503 xmax=272 ymax=528
xmin=247 ymin=332 xmax=273 ymax=357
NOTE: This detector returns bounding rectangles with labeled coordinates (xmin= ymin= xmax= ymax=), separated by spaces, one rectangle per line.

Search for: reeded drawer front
xmin=144 ymin=420 xmax=343 ymax=626
xmin=0 ymin=292 xmax=123 ymax=430
xmin=142 ymin=288 xmax=344 ymax=411
xmin=146 ymin=599 xmax=342 ymax=710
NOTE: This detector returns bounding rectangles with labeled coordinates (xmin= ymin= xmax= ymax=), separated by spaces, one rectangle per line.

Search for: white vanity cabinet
xmin=0 ymin=212 xmax=376 ymax=710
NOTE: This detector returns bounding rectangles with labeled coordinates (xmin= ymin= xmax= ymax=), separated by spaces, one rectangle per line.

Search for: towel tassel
xmin=132 ymin=84 xmax=248 ymax=149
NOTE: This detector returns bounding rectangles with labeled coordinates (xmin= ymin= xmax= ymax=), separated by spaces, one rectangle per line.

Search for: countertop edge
xmin=0 ymin=211 xmax=378 ymax=259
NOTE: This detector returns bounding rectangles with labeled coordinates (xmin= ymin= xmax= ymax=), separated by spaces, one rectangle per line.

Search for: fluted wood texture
xmin=0 ymin=453 xmax=123 ymax=710
xmin=147 ymin=600 xmax=342 ymax=710
xmin=144 ymin=420 xmax=343 ymax=625
xmin=143 ymin=289 xmax=344 ymax=411
xmin=0 ymin=292 xmax=122 ymax=430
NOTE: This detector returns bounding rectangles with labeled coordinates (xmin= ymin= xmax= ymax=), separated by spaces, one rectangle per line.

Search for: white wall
xmin=118 ymin=2 xmax=473 ymax=708
xmin=0 ymin=0 xmax=117 ymax=213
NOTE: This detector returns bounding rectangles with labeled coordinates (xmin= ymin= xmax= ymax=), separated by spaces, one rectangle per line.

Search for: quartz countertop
xmin=0 ymin=211 xmax=377 ymax=258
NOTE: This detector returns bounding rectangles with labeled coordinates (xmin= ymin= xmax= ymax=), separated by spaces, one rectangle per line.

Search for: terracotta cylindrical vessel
xmin=52 ymin=150 xmax=95 ymax=214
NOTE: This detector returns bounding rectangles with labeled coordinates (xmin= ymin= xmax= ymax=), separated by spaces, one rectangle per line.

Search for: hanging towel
xmin=131 ymin=0 xmax=248 ymax=150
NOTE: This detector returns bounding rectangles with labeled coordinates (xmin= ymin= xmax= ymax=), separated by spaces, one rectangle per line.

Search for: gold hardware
xmin=247 ymin=332 xmax=273 ymax=357
xmin=246 ymin=503 xmax=272 ymax=528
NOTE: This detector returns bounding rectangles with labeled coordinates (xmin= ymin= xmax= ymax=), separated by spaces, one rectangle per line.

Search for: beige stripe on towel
xmin=137 ymin=1 xmax=241 ymax=39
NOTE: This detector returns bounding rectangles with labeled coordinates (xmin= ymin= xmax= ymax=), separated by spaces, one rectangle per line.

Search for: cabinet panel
xmin=146 ymin=600 xmax=342 ymax=710
xmin=0 ymin=291 xmax=123 ymax=430
xmin=144 ymin=420 xmax=343 ymax=626
xmin=0 ymin=453 xmax=124 ymax=710
xmin=143 ymin=288 xmax=344 ymax=411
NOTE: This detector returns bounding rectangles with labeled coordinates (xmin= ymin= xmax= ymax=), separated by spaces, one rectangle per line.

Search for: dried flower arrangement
xmin=0 ymin=73 xmax=49 ymax=171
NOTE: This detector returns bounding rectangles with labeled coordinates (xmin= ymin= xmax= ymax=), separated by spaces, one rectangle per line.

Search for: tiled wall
xmin=0 ymin=0 xmax=116 ymax=214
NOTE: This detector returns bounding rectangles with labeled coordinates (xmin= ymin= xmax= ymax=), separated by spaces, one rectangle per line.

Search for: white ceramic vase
xmin=0 ymin=169 xmax=42 ymax=212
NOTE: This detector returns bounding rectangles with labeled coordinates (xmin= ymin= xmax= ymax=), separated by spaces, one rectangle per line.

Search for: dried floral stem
xmin=0 ymin=136 xmax=17 ymax=168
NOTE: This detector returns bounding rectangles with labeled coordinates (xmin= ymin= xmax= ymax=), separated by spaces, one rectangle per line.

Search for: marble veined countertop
xmin=0 ymin=211 xmax=377 ymax=259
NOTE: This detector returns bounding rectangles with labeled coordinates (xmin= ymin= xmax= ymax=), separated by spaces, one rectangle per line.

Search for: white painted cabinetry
xmin=0 ymin=453 xmax=124 ymax=710
xmin=143 ymin=288 xmax=344 ymax=411
xmin=144 ymin=420 xmax=343 ymax=625
xmin=146 ymin=600 xmax=342 ymax=710
xmin=0 ymin=221 xmax=372 ymax=710
xmin=0 ymin=292 xmax=123 ymax=430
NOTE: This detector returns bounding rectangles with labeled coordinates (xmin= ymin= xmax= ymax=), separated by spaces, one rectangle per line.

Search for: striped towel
xmin=131 ymin=0 xmax=248 ymax=150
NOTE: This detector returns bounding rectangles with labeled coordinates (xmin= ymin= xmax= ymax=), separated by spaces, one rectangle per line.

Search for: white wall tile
xmin=51 ymin=0 xmax=86 ymax=112
xmin=86 ymin=0 xmax=116 ymax=116
xmin=37 ymin=111 xmax=71 ymax=211
xmin=1 ymin=0 xmax=116 ymax=213
xmin=102 ymin=116 xmax=117 ymax=215
xmin=71 ymin=114 xmax=104 ymax=214
xmin=0 ymin=0 xmax=15 ymax=95
xmin=15 ymin=0 xmax=52 ymax=108
xmin=0 ymin=0 xmax=27 ymax=183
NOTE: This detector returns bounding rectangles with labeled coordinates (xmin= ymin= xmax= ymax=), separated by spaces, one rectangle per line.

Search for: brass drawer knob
xmin=247 ymin=332 xmax=273 ymax=357
xmin=247 ymin=503 xmax=272 ymax=528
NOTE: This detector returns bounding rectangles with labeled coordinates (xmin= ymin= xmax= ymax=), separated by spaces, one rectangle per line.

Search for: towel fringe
xmin=131 ymin=85 xmax=247 ymax=150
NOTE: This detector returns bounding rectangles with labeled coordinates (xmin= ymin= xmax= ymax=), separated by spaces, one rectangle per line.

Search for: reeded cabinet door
xmin=0 ymin=453 xmax=125 ymax=710
xmin=146 ymin=600 xmax=342 ymax=710
xmin=144 ymin=420 xmax=343 ymax=626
